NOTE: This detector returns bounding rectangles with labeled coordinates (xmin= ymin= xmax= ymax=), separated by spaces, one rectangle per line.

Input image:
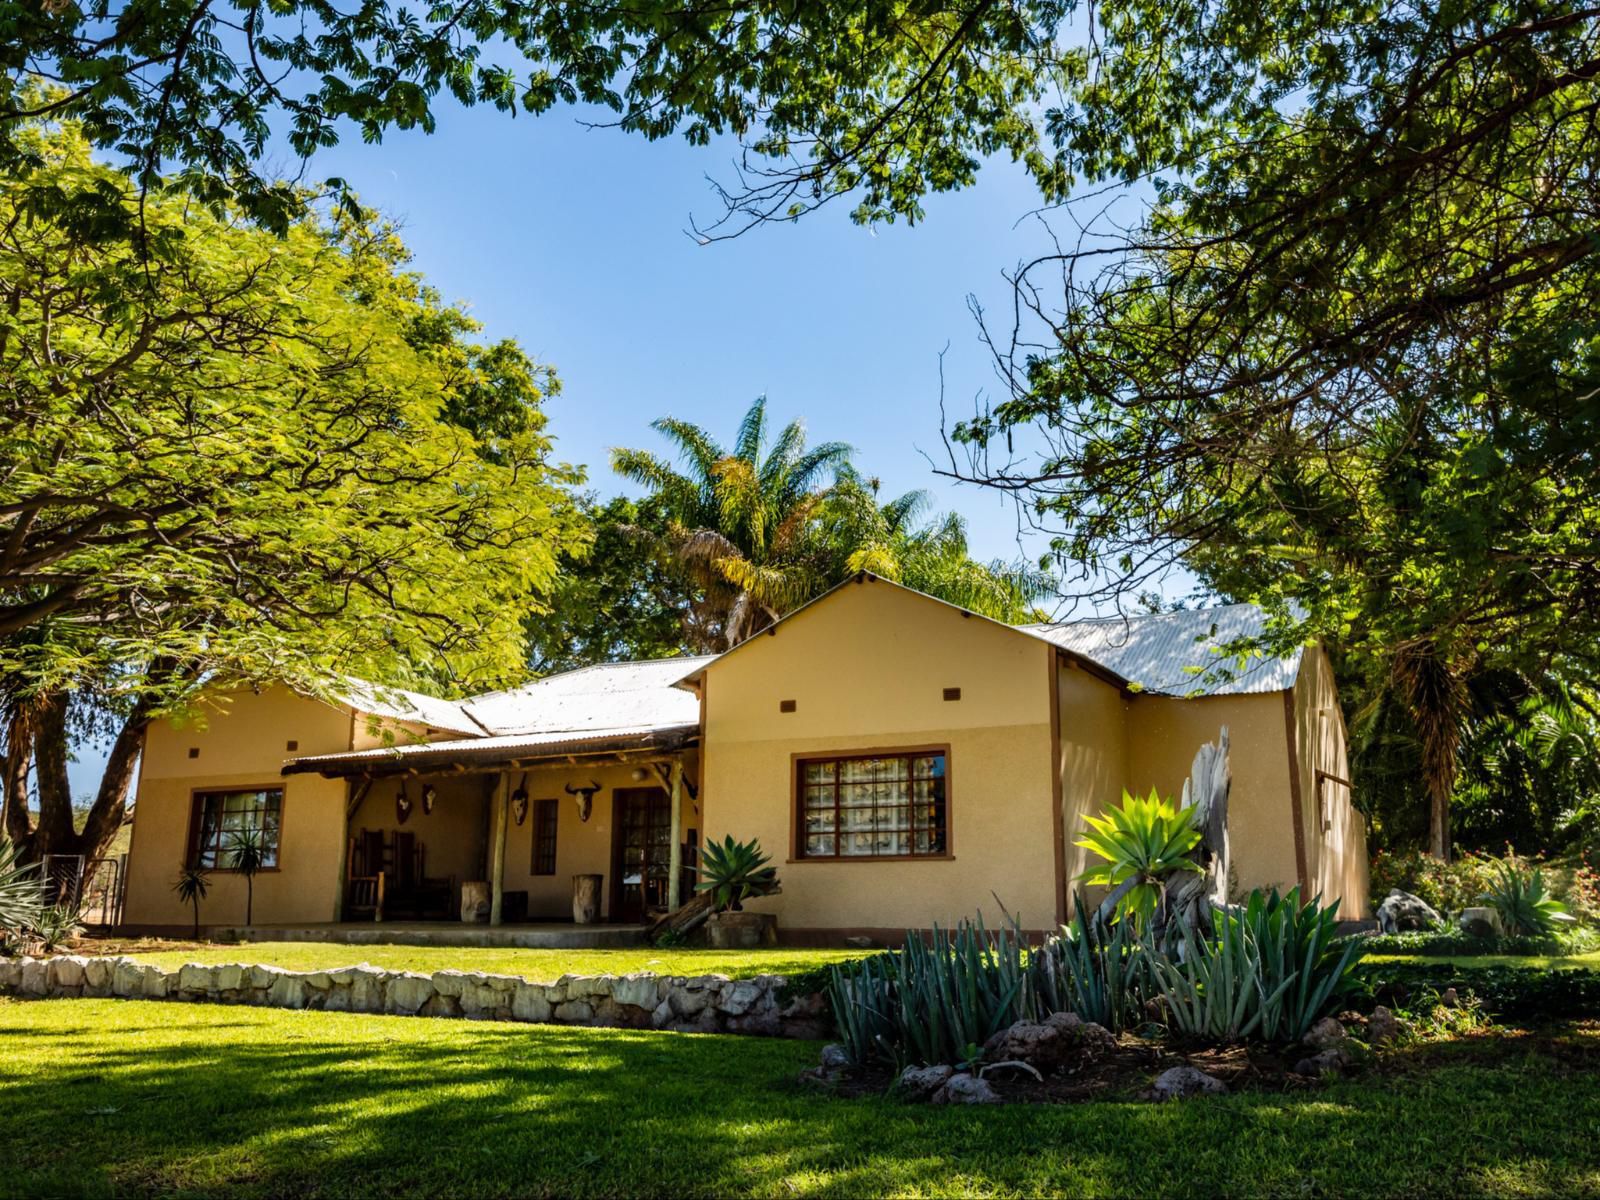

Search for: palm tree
xmin=227 ymin=829 xmax=267 ymax=927
xmin=171 ymin=864 xmax=211 ymax=939
xmin=611 ymin=397 xmax=853 ymax=650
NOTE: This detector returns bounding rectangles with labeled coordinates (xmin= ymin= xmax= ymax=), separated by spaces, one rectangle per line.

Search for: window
xmin=796 ymin=750 xmax=947 ymax=859
xmin=189 ymin=788 xmax=283 ymax=869
xmin=532 ymin=799 xmax=559 ymax=875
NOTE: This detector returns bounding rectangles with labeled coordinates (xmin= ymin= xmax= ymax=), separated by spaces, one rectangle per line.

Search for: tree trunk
xmin=191 ymin=896 xmax=201 ymax=940
xmin=1 ymin=697 xmax=38 ymax=847
xmin=1395 ymin=643 xmax=1465 ymax=863
xmin=245 ymin=876 xmax=253 ymax=927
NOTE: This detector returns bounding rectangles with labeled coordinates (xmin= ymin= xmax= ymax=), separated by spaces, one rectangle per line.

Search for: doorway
xmin=610 ymin=787 xmax=670 ymax=923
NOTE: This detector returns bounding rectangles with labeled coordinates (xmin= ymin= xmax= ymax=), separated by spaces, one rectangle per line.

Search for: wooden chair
xmin=345 ymin=828 xmax=388 ymax=922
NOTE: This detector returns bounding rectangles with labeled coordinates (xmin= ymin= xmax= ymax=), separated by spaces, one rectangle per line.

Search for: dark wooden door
xmin=611 ymin=788 xmax=670 ymax=922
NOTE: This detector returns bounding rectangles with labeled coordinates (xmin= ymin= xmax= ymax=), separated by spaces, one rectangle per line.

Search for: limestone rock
xmin=844 ymin=935 xmax=875 ymax=949
xmin=1304 ymin=1017 xmax=1348 ymax=1051
xmin=178 ymin=963 xmax=216 ymax=995
xmin=931 ymin=1072 xmax=1001 ymax=1105
xmin=1458 ymin=907 xmax=1502 ymax=939
xmin=1150 ymin=1066 xmax=1228 ymax=1101
xmin=387 ymin=973 xmax=434 ymax=1015
xmin=430 ymin=969 xmax=472 ymax=998
xmin=512 ymin=984 xmax=553 ymax=1023
xmin=302 ymin=971 xmax=333 ymax=991
xmin=1368 ymin=1006 xmax=1402 ymax=1045
xmin=267 ymin=973 xmax=309 ymax=1009
xmin=718 ymin=980 xmax=764 ymax=1016
xmin=20 ymin=958 xmax=48 ymax=996
xmin=668 ymin=985 xmax=712 ymax=1018
xmin=1293 ymin=1049 xmax=1348 ymax=1077
xmin=112 ymin=959 xmax=145 ymax=997
xmin=898 ymin=1064 xmax=954 ymax=1099
xmin=650 ymin=999 xmax=674 ymax=1029
xmin=214 ymin=964 xmax=246 ymax=993
xmin=611 ymin=973 xmax=659 ymax=1010
xmin=1376 ymin=889 xmax=1443 ymax=934
xmin=553 ymin=999 xmax=594 ymax=1024
xmin=82 ymin=956 xmax=117 ymax=993
xmin=0 ymin=958 xmax=22 ymax=991
xmin=982 ymin=1012 xmax=1114 ymax=1074
xmin=250 ymin=964 xmax=287 ymax=989
xmin=420 ymin=993 xmax=461 ymax=1019
xmin=48 ymin=955 xmax=87 ymax=991
xmin=561 ymin=974 xmax=613 ymax=1001
xmin=727 ymin=1011 xmax=781 ymax=1037
xmin=140 ymin=966 xmax=170 ymax=999
xmin=819 ymin=1044 xmax=852 ymax=1072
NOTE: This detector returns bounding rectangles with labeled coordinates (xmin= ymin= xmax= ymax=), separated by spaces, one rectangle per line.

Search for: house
xmin=120 ymin=574 xmax=1369 ymax=940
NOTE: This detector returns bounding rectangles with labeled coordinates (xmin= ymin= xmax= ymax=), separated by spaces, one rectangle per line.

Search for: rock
xmin=611 ymin=973 xmax=659 ymax=1010
xmin=718 ymin=980 xmax=764 ymax=1016
xmin=931 ymin=1072 xmax=1001 ymax=1105
xmin=844 ymin=936 xmax=875 ymax=949
xmin=430 ymin=970 xmax=473 ymax=998
xmin=727 ymin=1011 xmax=781 ymax=1037
xmin=386 ymin=974 xmax=434 ymax=1015
xmin=82 ymin=956 xmax=117 ymax=994
xmin=140 ymin=966 xmax=170 ymax=999
xmin=1458 ymin=906 xmax=1502 ymax=939
xmin=1293 ymin=1049 xmax=1348 ymax=1077
xmin=1304 ymin=1017 xmax=1348 ymax=1051
xmin=249 ymin=964 xmax=286 ymax=989
xmin=177 ymin=963 xmax=216 ymax=995
xmin=1368 ymin=1006 xmax=1402 ymax=1045
xmin=266 ymin=973 xmax=308 ymax=1009
xmin=1440 ymin=988 xmax=1459 ymax=1009
xmin=47 ymin=955 xmax=87 ymax=991
xmin=1376 ymin=889 xmax=1443 ymax=934
xmin=214 ymin=964 xmax=246 ymax=993
xmin=651 ymin=999 xmax=674 ymax=1029
xmin=20 ymin=958 xmax=48 ymax=997
xmin=553 ymin=999 xmax=594 ymax=1024
xmin=112 ymin=959 xmax=145 ymax=997
xmin=0 ymin=958 xmax=23 ymax=991
xmin=898 ymin=1064 xmax=954 ymax=1099
xmin=779 ymin=990 xmax=827 ymax=1020
xmin=420 ymin=993 xmax=461 ymax=1019
xmin=344 ymin=967 xmax=385 ymax=1011
xmin=819 ymin=1044 xmax=852 ymax=1072
xmin=668 ymin=984 xmax=712 ymax=1018
xmin=982 ymin=1012 xmax=1114 ymax=1074
xmin=302 ymin=971 xmax=333 ymax=991
xmin=562 ymin=974 xmax=613 ymax=1001
xmin=512 ymin=984 xmax=553 ymax=1023
xmin=1150 ymin=1066 xmax=1229 ymax=1101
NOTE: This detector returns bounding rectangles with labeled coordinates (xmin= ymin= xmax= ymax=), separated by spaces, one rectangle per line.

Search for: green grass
xmin=1362 ymin=948 xmax=1600 ymax=971
xmin=113 ymin=941 xmax=863 ymax=982
xmin=6 ymin=999 xmax=1600 ymax=1197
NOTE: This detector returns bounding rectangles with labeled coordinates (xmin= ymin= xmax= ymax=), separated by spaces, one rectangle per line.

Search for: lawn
xmin=6 ymin=998 xmax=1600 ymax=1198
xmin=95 ymin=940 xmax=863 ymax=982
xmin=1360 ymin=948 xmax=1600 ymax=971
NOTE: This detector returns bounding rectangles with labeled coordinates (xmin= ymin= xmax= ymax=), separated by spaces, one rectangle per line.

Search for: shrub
xmin=1075 ymin=788 xmax=1202 ymax=927
xmin=1483 ymin=859 xmax=1575 ymax=937
xmin=1358 ymin=960 xmax=1600 ymax=1020
xmin=0 ymin=837 xmax=43 ymax=949
xmin=1352 ymin=927 xmax=1600 ymax=958
xmin=1032 ymin=897 xmax=1161 ymax=1033
xmin=1370 ymin=849 xmax=1501 ymax=915
xmin=1155 ymin=888 xmax=1361 ymax=1044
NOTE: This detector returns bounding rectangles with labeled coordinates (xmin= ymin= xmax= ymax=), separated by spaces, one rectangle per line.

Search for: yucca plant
xmin=172 ymin=864 xmax=211 ymax=939
xmin=696 ymin=835 xmax=778 ymax=912
xmin=0 ymin=837 xmax=43 ymax=948
xmin=1483 ymin=859 xmax=1575 ymax=937
xmin=1077 ymin=788 xmax=1203 ymax=928
xmin=227 ymin=828 xmax=268 ymax=926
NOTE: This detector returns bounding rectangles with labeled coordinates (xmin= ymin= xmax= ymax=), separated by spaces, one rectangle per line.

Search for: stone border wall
xmin=0 ymin=956 xmax=830 ymax=1038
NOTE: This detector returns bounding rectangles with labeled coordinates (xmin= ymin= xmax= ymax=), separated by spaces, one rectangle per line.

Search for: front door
xmin=611 ymin=788 xmax=670 ymax=923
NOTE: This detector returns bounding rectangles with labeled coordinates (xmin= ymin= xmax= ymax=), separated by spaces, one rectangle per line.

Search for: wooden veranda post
xmin=667 ymin=757 xmax=685 ymax=912
xmin=489 ymin=772 xmax=510 ymax=927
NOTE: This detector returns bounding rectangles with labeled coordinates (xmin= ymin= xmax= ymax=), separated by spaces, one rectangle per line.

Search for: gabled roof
xmin=463 ymin=656 xmax=712 ymax=737
xmin=337 ymin=678 xmax=483 ymax=736
xmin=1022 ymin=603 xmax=1303 ymax=697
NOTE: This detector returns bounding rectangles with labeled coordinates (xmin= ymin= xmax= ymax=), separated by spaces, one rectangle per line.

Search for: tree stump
xmin=572 ymin=874 xmax=602 ymax=924
xmin=460 ymin=880 xmax=490 ymax=924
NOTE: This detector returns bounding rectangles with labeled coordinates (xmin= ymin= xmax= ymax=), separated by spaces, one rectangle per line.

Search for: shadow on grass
xmin=4 ymin=1000 xmax=1600 ymax=1198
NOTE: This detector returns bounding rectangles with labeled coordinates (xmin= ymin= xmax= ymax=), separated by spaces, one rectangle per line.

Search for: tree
xmin=2 ymin=3 xmax=1072 ymax=240
xmin=611 ymin=397 xmax=854 ymax=650
xmin=171 ymin=865 xmax=210 ymax=940
xmin=945 ymin=3 xmax=1600 ymax=857
xmin=0 ymin=119 xmax=587 ymax=866
xmin=526 ymin=495 xmax=687 ymax=674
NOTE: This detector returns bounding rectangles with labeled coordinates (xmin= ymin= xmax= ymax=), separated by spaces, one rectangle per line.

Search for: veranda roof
xmin=283 ymin=722 xmax=699 ymax=778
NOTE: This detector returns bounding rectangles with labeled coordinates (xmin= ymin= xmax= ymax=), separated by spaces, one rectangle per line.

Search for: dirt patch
xmin=64 ymin=934 xmax=231 ymax=957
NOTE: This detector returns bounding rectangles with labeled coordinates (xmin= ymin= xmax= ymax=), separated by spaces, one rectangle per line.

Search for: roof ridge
xmin=464 ymin=653 xmax=718 ymax=702
xmin=1021 ymin=600 xmax=1264 ymax=632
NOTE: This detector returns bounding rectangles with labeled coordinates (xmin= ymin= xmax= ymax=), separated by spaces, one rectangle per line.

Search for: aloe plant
xmin=1076 ymin=788 xmax=1203 ymax=928
xmin=172 ymin=864 xmax=211 ymax=939
xmin=0 ymin=837 xmax=43 ymax=947
xmin=1483 ymin=860 xmax=1574 ymax=937
xmin=695 ymin=835 xmax=778 ymax=913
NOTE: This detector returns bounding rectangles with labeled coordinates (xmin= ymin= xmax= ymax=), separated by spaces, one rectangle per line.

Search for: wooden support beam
xmin=489 ymin=772 xmax=510 ymax=927
xmin=667 ymin=757 xmax=685 ymax=912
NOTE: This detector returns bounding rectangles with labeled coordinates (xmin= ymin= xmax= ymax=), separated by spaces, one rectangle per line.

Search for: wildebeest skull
xmin=565 ymin=780 xmax=601 ymax=821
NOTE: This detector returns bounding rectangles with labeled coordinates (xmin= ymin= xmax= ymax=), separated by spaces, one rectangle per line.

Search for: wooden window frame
xmin=185 ymin=785 xmax=285 ymax=872
xmin=530 ymin=798 xmax=559 ymax=876
xmin=790 ymin=745 xmax=953 ymax=863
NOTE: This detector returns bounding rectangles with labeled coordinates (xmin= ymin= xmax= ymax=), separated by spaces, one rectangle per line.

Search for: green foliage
xmin=1359 ymin=961 xmax=1600 ymax=1021
xmin=1355 ymin=928 xmax=1600 ymax=960
xmin=0 ymin=836 xmax=42 ymax=944
xmin=2 ymin=6 xmax=1067 ymax=238
xmin=1032 ymin=897 xmax=1159 ymax=1033
xmin=694 ymin=836 xmax=777 ymax=914
xmin=827 ymin=917 xmax=1036 ymax=1068
xmin=1483 ymin=860 xmax=1575 ymax=939
xmin=1075 ymin=788 xmax=1202 ymax=927
xmin=1156 ymin=889 xmax=1361 ymax=1044
xmin=228 ymin=830 xmax=269 ymax=927
xmin=29 ymin=901 xmax=84 ymax=952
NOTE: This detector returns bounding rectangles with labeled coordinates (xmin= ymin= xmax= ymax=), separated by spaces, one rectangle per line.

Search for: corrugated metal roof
xmin=284 ymin=723 xmax=699 ymax=777
xmin=1022 ymin=603 xmax=1303 ymax=697
xmin=462 ymin=656 xmax=712 ymax=736
xmin=337 ymin=678 xmax=483 ymax=736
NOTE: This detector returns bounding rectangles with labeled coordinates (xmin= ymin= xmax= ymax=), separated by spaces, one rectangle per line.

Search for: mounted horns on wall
xmin=564 ymin=780 xmax=601 ymax=822
xmin=511 ymin=773 xmax=530 ymax=826
xmin=395 ymin=782 xmax=413 ymax=825
xmin=421 ymin=784 xmax=437 ymax=816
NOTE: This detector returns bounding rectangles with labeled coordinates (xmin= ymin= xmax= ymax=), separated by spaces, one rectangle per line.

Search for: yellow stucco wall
xmin=1056 ymin=661 xmax=1129 ymax=905
xmin=1121 ymin=691 xmax=1302 ymax=899
xmin=1294 ymin=645 xmax=1370 ymax=917
xmin=124 ymin=687 xmax=353 ymax=928
xmin=700 ymin=578 xmax=1060 ymax=933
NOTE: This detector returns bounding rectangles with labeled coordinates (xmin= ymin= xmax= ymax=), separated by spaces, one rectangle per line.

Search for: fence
xmin=38 ymin=853 xmax=126 ymax=927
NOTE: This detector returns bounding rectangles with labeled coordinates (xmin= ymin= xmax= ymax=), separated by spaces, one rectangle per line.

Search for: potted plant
xmin=698 ymin=835 xmax=779 ymax=949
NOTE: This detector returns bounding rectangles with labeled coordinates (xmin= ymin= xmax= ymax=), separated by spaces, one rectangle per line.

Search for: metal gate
xmin=39 ymin=853 xmax=126 ymax=926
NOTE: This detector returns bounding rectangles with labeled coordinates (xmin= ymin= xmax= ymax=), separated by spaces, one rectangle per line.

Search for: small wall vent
xmin=943 ymin=687 xmax=962 ymax=702
xmin=779 ymin=699 xmax=797 ymax=713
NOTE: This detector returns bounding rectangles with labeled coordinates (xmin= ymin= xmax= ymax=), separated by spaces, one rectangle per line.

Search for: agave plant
xmin=1483 ymin=859 xmax=1575 ymax=938
xmin=1076 ymin=788 xmax=1203 ymax=928
xmin=695 ymin=835 xmax=778 ymax=913
xmin=1033 ymin=895 xmax=1162 ymax=1033
xmin=0 ymin=837 xmax=43 ymax=946
xmin=31 ymin=901 xmax=85 ymax=951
